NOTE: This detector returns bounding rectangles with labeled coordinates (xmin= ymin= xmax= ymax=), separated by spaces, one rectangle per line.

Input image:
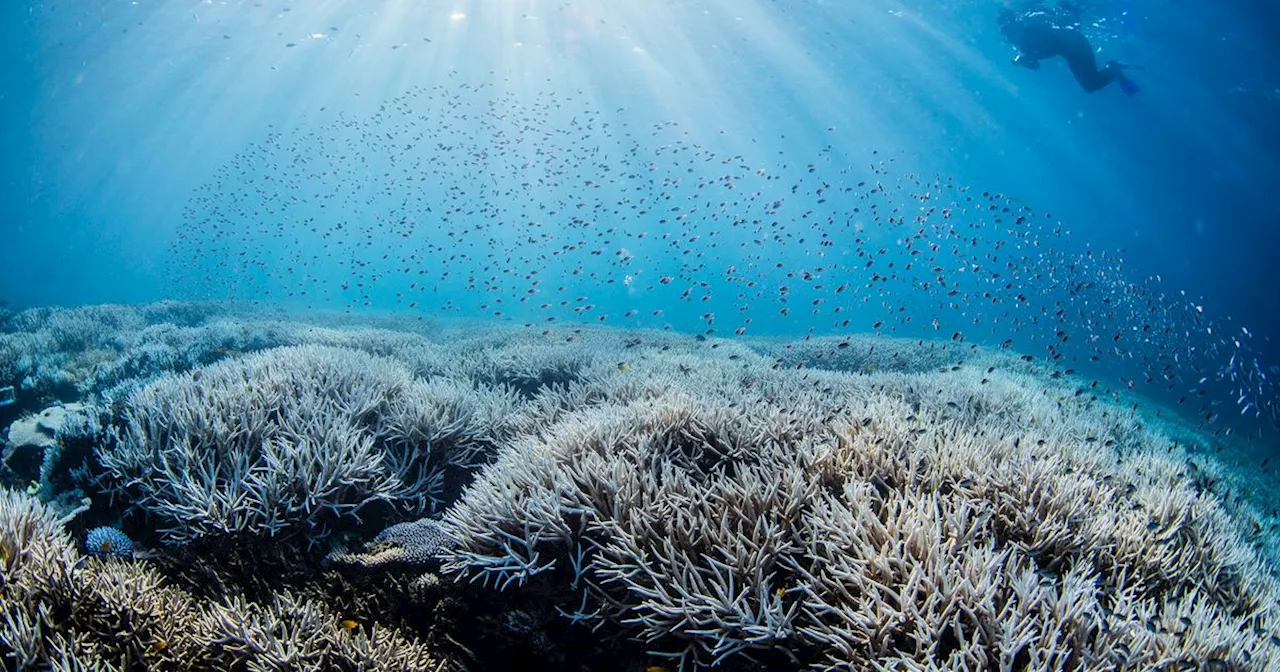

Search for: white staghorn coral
xmin=0 ymin=302 xmax=456 ymax=398
xmin=96 ymin=345 xmax=520 ymax=545
xmin=7 ymin=305 xmax=1280 ymax=669
xmin=0 ymin=489 xmax=450 ymax=671
xmin=438 ymin=355 xmax=1280 ymax=670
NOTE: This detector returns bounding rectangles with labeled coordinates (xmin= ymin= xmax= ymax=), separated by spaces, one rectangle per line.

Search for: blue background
xmin=1 ymin=0 xmax=1277 ymax=386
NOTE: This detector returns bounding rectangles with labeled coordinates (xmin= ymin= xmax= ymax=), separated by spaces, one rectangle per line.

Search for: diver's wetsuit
xmin=1003 ymin=14 xmax=1135 ymax=94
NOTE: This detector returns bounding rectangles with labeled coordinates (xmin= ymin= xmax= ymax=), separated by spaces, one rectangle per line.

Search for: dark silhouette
xmin=999 ymin=8 xmax=1140 ymax=95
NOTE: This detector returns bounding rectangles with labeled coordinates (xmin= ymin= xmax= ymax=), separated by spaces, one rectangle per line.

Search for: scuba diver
xmin=998 ymin=7 xmax=1141 ymax=95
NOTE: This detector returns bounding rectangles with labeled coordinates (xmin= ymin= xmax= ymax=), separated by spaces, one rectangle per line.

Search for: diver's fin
xmin=1106 ymin=60 xmax=1142 ymax=95
xmin=1116 ymin=74 xmax=1141 ymax=95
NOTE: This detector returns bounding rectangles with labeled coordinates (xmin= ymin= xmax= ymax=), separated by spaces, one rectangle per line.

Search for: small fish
xmin=616 ymin=362 xmax=629 ymax=372
xmin=340 ymin=619 xmax=359 ymax=631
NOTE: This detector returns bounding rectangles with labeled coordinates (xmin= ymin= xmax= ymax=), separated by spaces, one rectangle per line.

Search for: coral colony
xmin=84 ymin=526 xmax=135 ymax=560
xmin=1 ymin=303 xmax=1278 ymax=670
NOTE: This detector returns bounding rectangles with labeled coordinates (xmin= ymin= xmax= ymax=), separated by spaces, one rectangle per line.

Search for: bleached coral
xmin=7 ymin=303 xmax=1279 ymax=670
xmin=438 ymin=358 xmax=1280 ymax=670
xmin=96 ymin=344 xmax=519 ymax=545
xmin=0 ymin=303 xmax=455 ymax=399
xmin=0 ymin=489 xmax=450 ymax=671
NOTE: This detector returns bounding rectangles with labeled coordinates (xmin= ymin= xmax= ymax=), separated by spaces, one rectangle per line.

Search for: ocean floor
xmin=1 ymin=302 xmax=1278 ymax=670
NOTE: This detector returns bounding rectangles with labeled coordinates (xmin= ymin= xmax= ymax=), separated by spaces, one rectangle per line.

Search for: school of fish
xmin=166 ymin=83 xmax=1280 ymax=446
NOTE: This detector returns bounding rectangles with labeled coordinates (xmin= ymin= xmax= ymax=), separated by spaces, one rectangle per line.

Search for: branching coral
xmin=0 ymin=303 xmax=449 ymax=400
xmin=7 ymin=305 xmax=1280 ymax=670
xmin=438 ymin=361 xmax=1280 ymax=670
xmin=0 ymin=489 xmax=452 ymax=671
xmin=96 ymin=345 xmax=520 ymax=546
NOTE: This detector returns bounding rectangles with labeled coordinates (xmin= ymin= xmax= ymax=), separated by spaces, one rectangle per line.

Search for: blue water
xmin=6 ymin=4 xmax=1280 ymax=667
xmin=2 ymin=0 xmax=1278 ymax=436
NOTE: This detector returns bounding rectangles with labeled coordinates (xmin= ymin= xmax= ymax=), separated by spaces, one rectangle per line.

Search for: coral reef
xmin=3 ymin=303 xmax=1279 ymax=671
xmin=0 ymin=302 xmax=446 ymax=406
xmin=0 ymin=303 xmax=219 ymax=401
xmin=96 ymin=344 xmax=519 ymax=545
xmin=2 ymin=402 xmax=103 ymax=503
xmin=0 ymin=489 xmax=453 ymax=671
xmin=439 ymin=362 xmax=1280 ymax=669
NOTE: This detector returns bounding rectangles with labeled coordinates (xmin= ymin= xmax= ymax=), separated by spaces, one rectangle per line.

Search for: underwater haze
xmin=7 ymin=0 xmax=1280 ymax=430
xmin=5 ymin=0 xmax=1280 ymax=316
xmin=3 ymin=0 xmax=1280 ymax=670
